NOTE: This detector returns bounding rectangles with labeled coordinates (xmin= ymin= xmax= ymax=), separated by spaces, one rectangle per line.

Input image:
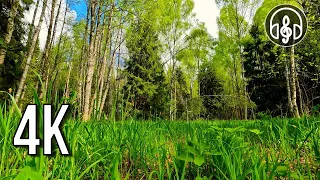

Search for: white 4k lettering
xmin=13 ymin=105 xmax=70 ymax=155
xmin=13 ymin=105 xmax=40 ymax=155
xmin=44 ymin=105 xmax=69 ymax=155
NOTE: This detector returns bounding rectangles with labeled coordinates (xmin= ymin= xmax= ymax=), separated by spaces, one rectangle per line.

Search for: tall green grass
xmin=0 ymin=88 xmax=320 ymax=179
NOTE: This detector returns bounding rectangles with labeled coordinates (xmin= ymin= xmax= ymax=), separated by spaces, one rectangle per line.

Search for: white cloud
xmin=193 ymin=0 xmax=220 ymax=38
xmin=24 ymin=0 xmax=77 ymax=49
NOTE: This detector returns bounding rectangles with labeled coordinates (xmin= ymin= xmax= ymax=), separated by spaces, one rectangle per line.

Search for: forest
xmin=0 ymin=0 xmax=320 ymax=179
xmin=0 ymin=0 xmax=319 ymax=120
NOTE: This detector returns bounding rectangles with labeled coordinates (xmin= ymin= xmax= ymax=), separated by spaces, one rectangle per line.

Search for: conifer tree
xmin=124 ymin=20 xmax=169 ymax=119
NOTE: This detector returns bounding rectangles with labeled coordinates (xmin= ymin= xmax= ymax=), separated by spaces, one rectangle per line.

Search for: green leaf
xmin=14 ymin=166 xmax=43 ymax=180
xmin=23 ymin=166 xmax=43 ymax=180
xmin=14 ymin=171 xmax=28 ymax=180
xmin=248 ymin=129 xmax=262 ymax=135
xmin=204 ymin=148 xmax=222 ymax=156
xmin=177 ymin=152 xmax=193 ymax=162
xmin=186 ymin=145 xmax=199 ymax=155
xmin=199 ymin=143 xmax=210 ymax=154
xmin=194 ymin=155 xmax=205 ymax=166
xmin=25 ymin=156 xmax=37 ymax=168
xmin=225 ymin=126 xmax=247 ymax=133
xmin=209 ymin=126 xmax=222 ymax=131
xmin=276 ymin=166 xmax=288 ymax=176
xmin=290 ymin=172 xmax=300 ymax=179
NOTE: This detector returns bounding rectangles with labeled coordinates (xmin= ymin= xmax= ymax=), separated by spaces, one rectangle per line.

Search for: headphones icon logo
xmin=266 ymin=5 xmax=307 ymax=47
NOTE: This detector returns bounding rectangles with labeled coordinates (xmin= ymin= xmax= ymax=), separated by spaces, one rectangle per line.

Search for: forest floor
xmin=1 ymin=110 xmax=320 ymax=179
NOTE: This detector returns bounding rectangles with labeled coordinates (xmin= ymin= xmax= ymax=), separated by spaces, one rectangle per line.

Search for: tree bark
xmin=51 ymin=0 xmax=68 ymax=74
xmin=27 ymin=0 xmax=40 ymax=48
xmin=76 ymin=0 xmax=90 ymax=114
xmin=115 ymin=36 xmax=122 ymax=121
xmin=285 ymin=56 xmax=293 ymax=115
xmin=97 ymin=3 xmax=115 ymax=113
xmin=297 ymin=79 xmax=304 ymax=115
xmin=0 ymin=0 xmax=19 ymax=64
xmin=50 ymin=0 xmax=63 ymax=49
xmin=99 ymin=29 xmax=122 ymax=115
xmin=83 ymin=0 xmax=98 ymax=121
xmin=15 ymin=0 xmax=48 ymax=102
xmin=63 ymin=62 xmax=72 ymax=103
xmin=39 ymin=0 xmax=57 ymax=99
xmin=89 ymin=5 xmax=106 ymax=117
xmin=289 ymin=46 xmax=300 ymax=118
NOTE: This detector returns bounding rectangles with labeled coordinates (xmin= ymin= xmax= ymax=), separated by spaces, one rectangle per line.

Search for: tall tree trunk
xmin=0 ymin=0 xmax=19 ymax=64
xmin=27 ymin=0 xmax=40 ymax=48
xmin=89 ymin=6 xmax=106 ymax=117
xmin=289 ymin=46 xmax=300 ymax=118
xmin=97 ymin=3 xmax=115 ymax=113
xmin=168 ymin=23 xmax=177 ymax=121
xmin=63 ymin=47 xmax=74 ymax=104
xmin=197 ymin=57 xmax=199 ymax=119
xmin=174 ymin=80 xmax=177 ymax=120
xmin=300 ymin=80 xmax=310 ymax=114
xmin=88 ymin=62 xmax=101 ymax=118
xmin=285 ymin=56 xmax=293 ymax=116
xmin=39 ymin=0 xmax=57 ymax=99
xmin=63 ymin=62 xmax=72 ymax=103
xmin=45 ymin=0 xmax=63 ymax=100
xmin=115 ymin=37 xmax=122 ymax=121
xmin=232 ymin=54 xmax=241 ymax=119
xmin=99 ymin=28 xmax=122 ymax=115
xmin=170 ymin=57 xmax=177 ymax=121
xmin=15 ymin=0 xmax=48 ymax=102
xmin=297 ymin=79 xmax=304 ymax=115
xmin=51 ymin=0 xmax=68 ymax=76
xmin=83 ymin=0 xmax=98 ymax=121
xmin=77 ymin=0 xmax=90 ymax=114
xmin=50 ymin=0 xmax=63 ymax=48
xmin=20 ymin=85 xmax=27 ymax=99
xmin=77 ymin=65 xmax=83 ymax=111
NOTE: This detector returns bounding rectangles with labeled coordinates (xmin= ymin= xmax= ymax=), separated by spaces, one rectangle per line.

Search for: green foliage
xmin=242 ymin=0 xmax=320 ymax=117
xmin=199 ymin=60 xmax=226 ymax=119
xmin=243 ymin=24 xmax=288 ymax=116
xmin=124 ymin=13 xmax=169 ymax=120
xmin=0 ymin=0 xmax=28 ymax=96
xmin=1 ymin=98 xmax=320 ymax=179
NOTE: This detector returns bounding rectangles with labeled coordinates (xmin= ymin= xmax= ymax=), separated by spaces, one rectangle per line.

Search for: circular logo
xmin=265 ymin=4 xmax=308 ymax=47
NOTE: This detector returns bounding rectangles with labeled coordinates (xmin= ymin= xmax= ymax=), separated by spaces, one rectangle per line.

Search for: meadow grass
xmin=0 ymin=99 xmax=320 ymax=180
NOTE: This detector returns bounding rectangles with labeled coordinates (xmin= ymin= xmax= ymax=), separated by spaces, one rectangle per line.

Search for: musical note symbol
xmin=280 ymin=15 xmax=293 ymax=44
xmin=266 ymin=5 xmax=307 ymax=46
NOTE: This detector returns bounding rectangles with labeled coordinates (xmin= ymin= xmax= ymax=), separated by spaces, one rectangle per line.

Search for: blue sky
xmin=70 ymin=1 xmax=87 ymax=20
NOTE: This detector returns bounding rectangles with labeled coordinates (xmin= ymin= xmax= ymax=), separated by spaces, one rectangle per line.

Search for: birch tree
xmin=216 ymin=0 xmax=260 ymax=119
xmin=160 ymin=0 xmax=194 ymax=121
xmin=15 ymin=0 xmax=49 ymax=102
xmin=82 ymin=0 xmax=100 ymax=121
xmin=38 ymin=0 xmax=57 ymax=98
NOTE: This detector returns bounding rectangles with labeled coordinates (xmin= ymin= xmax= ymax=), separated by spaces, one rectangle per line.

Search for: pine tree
xmin=124 ymin=20 xmax=169 ymax=120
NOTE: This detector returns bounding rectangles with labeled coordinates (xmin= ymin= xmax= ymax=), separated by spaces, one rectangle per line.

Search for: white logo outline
xmin=266 ymin=4 xmax=308 ymax=47
xmin=270 ymin=7 xmax=303 ymax=42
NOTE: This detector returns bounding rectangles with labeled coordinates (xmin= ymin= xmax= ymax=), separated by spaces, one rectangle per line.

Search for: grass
xmin=0 ymin=87 xmax=320 ymax=179
xmin=1 ymin=100 xmax=320 ymax=179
